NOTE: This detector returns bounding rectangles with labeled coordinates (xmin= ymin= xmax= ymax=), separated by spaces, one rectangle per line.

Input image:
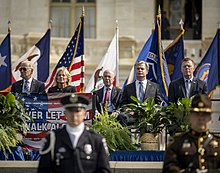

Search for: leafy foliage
xmin=124 ymin=97 xmax=171 ymax=135
xmin=90 ymin=111 xmax=137 ymax=152
xmin=0 ymin=93 xmax=30 ymax=157
xmin=165 ymin=98 xmax=191 ymax=136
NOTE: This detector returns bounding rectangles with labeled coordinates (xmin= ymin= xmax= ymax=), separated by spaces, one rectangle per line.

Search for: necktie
xmin=24 ymin=80 xmax=30 ymax=93
xmin=104 ymin=88 xmax=110 ymax=108
xmin=139 ymin=82 xmax=145 ymax=102
xmin=185 ymin=80 xmax=190 ymax=98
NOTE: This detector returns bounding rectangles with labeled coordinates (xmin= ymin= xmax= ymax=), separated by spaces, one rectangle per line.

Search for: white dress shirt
xmin=135 ymin=79 xmax=147 ymax=101
xmin=66 ymin=123 xmax=84 ymax=148
xmin=22 ymin=78 xmax=33 ymax=93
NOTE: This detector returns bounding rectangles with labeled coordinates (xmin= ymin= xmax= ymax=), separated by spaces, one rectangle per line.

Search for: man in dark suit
xmin=38 ymin=94 xmax=111 ymax=173
xmin=168 ymin=58 xmax=208 ymax=103
xmin=11 ymin=60 xmax=45 ymax=94
xmin=93 ymin=69 xmax=122 ymax=114
xmin=120 ymin=61 xmax=163 ymax=106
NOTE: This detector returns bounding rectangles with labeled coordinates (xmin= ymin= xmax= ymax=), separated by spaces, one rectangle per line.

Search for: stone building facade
xmin=0 ymin=0 xmax=219 ymax=87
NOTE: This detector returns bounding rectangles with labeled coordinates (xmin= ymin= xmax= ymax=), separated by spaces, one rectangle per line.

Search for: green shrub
xmin=0 ymin=93 xmax=30 ymax=157
xmin=90 ymin=111 xmax=137 ymax=152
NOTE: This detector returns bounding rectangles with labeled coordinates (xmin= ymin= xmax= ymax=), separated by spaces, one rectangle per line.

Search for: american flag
xmin=45 ymin=14 xmax=84 ymax=92
xmin=21 ymin=93 xmax=92 ymax=150
xmin=0 ymin=32 xmax=11 ymax=92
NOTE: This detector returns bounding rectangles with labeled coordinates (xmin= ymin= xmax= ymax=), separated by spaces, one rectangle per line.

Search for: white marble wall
xmin=0 ymin=0 xmax=49 ymax=35
xmin=202 ymin=0 xmax=220 ymax=40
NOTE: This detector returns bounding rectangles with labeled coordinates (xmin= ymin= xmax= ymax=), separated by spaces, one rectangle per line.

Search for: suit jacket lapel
xmin=132 ymin=82 xmax=137 ymax=98
xmin=190 ymin=77 xmax=197 ymax=96
xmin=99 ymin=87 xmax=104 ymax=102
xmin=61 ymin=127 xmax=74 ymax=149
xmin=30 ymin=79 xmax=35 ymax=93
xmin=77 ymin=128 xmax=88 ymax=148
xmin=180 ymin=78 xmax=187 ymax=98
xmin=111 ymin=87 xmax=116 ymax=101
xmin=19 ymin=80 xmax=23 ymax=93
xmin=144 ymin=81 xmax=151 ymax=99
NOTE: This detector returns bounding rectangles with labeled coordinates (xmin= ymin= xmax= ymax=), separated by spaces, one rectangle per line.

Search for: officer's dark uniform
xmin=38 ymin=94 xmax=111 ymax=173
xmin=163 ymin=94 xmax=220 ymax=173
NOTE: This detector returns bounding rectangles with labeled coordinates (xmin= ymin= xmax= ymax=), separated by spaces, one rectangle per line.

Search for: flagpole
xmin=179 ymin=19 xmax=185 ymax=34
xmin=164 ymin=19 xmax=185 ymax=52
xmin=157 ymin=6 xmax=168 ymax=96
xmin=81 ymin=6 xmax=85 ymax=92
xmin=48 ymin=19 xmax=52 ymax=30
xmin=8 ymin=21 xmax=11 ymax=33
xmin=115 ymin=20 xmax=119 ymax=87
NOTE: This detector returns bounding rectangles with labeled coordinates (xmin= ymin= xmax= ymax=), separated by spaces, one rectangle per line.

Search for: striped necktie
xmin=139 ymin=82 xmax=145 ymax=102
xmin=24 ymin=80 xmax=30 ymax=93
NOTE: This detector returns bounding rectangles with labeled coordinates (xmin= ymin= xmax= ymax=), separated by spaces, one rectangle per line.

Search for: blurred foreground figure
xmin=163 ymin=94 xmax=220 ymax=173
xmin=38 ymin=94 xmax=111 ymax=173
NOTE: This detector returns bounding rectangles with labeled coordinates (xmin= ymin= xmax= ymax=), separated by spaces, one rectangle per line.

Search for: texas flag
xmin=0 ymin=33 xmax=11 ymax=91
xmin=12 ymin=29 xmax=50 ymax=83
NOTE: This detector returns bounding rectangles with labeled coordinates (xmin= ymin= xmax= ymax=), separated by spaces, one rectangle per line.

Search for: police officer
xmin=163 ymin=94 xmax=220 ymax=173
xmin=38 ymin=94 xmax=111 ymax=173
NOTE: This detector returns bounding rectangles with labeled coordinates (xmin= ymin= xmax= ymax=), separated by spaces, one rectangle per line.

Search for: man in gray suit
xmin=120 ymin=61 xmax=163 ymax=106
xmin=11 ymin=60 xmax=45 ymax=94
xmin=168 ymin=57 xmax=208 ymax=103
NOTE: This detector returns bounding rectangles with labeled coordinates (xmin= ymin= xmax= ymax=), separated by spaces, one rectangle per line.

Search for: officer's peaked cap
xmin=190 ymin=94 xmax=212 ymax=113
xmin=61 ymin=94 xmax=90 ymax=109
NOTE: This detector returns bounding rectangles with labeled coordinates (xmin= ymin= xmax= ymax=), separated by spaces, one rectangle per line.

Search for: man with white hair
xmin=93 ymin=69 xmax=122 ymax=114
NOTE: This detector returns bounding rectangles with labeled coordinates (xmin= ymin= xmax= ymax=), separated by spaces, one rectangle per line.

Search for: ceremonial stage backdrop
xmin=15 ymin=93 xmax=93 ymax=150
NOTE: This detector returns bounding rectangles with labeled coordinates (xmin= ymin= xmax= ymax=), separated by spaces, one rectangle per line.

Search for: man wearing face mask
xmin=163 ymin=94 xmax=220 ymax=173
xmin=11 ymin=60 xmax=45 ymax=94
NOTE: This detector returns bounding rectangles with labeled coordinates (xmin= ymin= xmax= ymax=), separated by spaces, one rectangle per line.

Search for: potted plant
xmin=165 ymin=97 xmax=191 ymax=136
xmin=90 ymin=110 xmax=137 ymax=152
xmin=0 ymin=93 xmax=31 ymax=157
xmin=124 ymin=96 xmax=171 ymax=150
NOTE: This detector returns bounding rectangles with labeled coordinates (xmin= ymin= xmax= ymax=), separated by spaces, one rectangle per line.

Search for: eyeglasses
xmin=19 ymin=67 xmax=28 ymax=72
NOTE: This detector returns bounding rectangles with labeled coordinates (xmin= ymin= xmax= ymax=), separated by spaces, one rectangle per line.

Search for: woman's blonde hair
xmin=54 ymin=66 xmax=71 ymax=86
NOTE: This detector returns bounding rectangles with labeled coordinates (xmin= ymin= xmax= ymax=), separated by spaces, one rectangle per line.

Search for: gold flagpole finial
xmin=179 ymin=19 xmax=184 ymax=29
xmin=158 ymin=5 xmax=161 ymax=15
xmin=8 ymin=20 xmax=11 ymax=33
xmin=48 ymin=19 xmax=52 ymax=29
xmin=179 ymin=19 xmax=185 ymax=33
xmin=82 ymin=5 xmax=85 ymax=16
